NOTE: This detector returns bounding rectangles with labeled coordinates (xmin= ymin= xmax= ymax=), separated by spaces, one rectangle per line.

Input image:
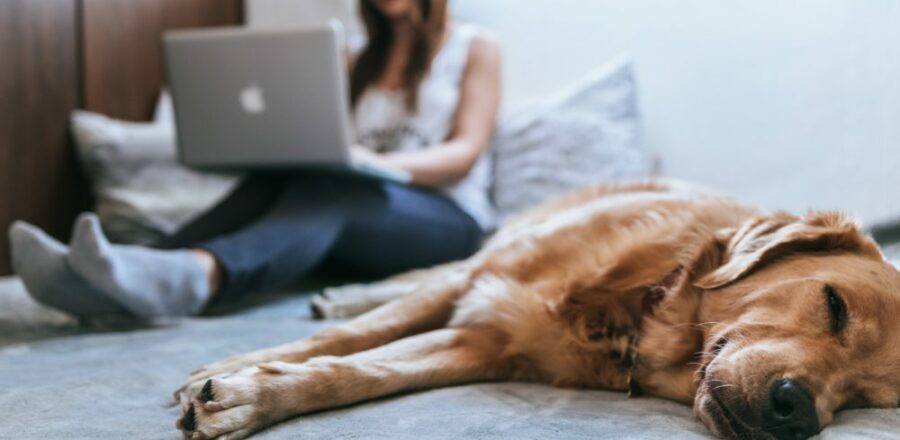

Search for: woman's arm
xmin=361 ymin=35 xmax=502 ymax=187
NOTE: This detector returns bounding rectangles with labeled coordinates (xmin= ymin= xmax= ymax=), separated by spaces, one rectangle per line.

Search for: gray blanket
xmin=1 ymin=277 xmax=898 ymax=439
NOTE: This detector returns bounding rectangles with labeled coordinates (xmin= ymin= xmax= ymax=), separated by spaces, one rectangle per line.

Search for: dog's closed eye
xmin=824 ymin=284 xmax=847 ymax=335
xmin=711 ymin=337 xmax=728 ymax=356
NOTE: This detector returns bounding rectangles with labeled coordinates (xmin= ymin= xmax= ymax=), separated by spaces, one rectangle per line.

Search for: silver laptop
xmin=162 ymin=22 xmax=410 ymax=183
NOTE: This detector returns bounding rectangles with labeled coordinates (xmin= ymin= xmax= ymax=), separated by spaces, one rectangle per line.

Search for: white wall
xmin=246 ymin=0 xmax=361 ymax=35
xmin=247 ymin=0 xmax=900 ymax=227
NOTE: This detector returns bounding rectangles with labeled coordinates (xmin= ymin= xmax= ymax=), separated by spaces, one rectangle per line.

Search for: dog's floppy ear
xmin=695 ymin=211 xmax=882 ymax=289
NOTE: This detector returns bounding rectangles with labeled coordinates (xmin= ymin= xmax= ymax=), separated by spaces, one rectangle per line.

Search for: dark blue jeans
xmin=159 ymin=174 xmax=484 ymax=300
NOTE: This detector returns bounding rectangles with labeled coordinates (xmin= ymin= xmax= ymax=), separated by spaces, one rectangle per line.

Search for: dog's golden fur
xmin=175 ymin=180 xmax=900 ymax=440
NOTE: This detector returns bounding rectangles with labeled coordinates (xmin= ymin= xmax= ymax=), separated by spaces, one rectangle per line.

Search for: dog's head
xmin=692 ymin=212 xmax=900 ymax=439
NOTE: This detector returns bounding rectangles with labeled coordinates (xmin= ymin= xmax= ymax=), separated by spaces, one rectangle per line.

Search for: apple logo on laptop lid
xmin=239 ymin=83 xmax=266 ymax=115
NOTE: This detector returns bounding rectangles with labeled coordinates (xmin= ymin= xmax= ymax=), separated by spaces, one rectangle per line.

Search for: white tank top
xmin=352 ymin=23 xmax=495 ymax=230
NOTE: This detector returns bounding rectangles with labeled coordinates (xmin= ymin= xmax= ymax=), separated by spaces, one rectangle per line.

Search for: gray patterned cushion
xmin=71 ymin=93 xmax=240 ymax=244
xmin=491 ymin=55 xmax=650 ymax=222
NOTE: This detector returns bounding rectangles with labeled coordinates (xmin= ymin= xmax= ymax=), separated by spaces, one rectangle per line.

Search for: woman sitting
xmin=9 ymin=0 xmax=501 ymax=319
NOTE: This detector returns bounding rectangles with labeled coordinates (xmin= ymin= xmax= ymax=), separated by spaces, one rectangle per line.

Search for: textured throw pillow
xmin=491 ymin=54 xmax=650 ymax=222
xmin=71 ymin=92 xmax=240 ymax=244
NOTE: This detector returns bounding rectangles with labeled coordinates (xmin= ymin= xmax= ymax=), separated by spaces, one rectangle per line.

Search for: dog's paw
xmin=312 ymin=286 xmax=369 ymax=319
xmin=176 ymin=366 xmax=290 ymax=440
xmin=174 ymin=353 xmax=280 ymax=405
xmin=175 ymin=374 xmax=217 ymax=411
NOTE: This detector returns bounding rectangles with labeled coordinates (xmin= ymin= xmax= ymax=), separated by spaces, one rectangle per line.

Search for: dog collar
xmin=627 ymin=268 xmax=682 ymax=397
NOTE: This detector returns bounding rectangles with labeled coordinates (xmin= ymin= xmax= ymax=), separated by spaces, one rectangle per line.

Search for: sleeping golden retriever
xmin=174 ymin=180 xmax=900 ymax=440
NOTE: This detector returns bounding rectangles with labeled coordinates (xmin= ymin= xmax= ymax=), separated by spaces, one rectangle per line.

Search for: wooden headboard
xmin=82 ymin=0 xmax=243 ymax=121
xmin=0 ymin=0 xmax=243 ymax=275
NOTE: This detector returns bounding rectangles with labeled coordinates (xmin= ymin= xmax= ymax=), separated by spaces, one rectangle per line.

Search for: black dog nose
xmin=763 ymin=379 xmax=820 ymax=440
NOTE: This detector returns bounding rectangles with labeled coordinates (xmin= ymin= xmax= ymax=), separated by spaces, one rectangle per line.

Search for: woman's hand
xmin=350 ymin=145 xmax=389 ymax=168
xmin=350 ymin=146 xmax=414 ymax=183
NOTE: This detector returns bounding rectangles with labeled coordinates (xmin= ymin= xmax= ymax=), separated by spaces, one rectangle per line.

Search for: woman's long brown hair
xmin=350 ymin=0 xmax=448 ymax=112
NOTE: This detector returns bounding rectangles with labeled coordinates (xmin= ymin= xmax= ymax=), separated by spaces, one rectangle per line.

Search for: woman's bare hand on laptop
xmin=351 ymin=145 xmax=391 ymax=168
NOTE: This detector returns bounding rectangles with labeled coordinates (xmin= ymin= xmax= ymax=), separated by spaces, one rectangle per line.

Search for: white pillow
xmin=71 ymin=92 xmax=240 ymax=244
xmin=491 ymin=54 xmax=650 ymax=222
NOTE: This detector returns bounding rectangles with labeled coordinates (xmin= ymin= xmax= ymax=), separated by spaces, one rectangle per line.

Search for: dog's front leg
xmin=176 ymin=327 xmax=511 ymax=440
xmin=176 ymin=269 xmax=471 ymax=406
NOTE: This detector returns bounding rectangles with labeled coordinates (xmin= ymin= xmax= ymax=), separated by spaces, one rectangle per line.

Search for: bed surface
xmin=1 ymin=265 xmax=899 ymax=439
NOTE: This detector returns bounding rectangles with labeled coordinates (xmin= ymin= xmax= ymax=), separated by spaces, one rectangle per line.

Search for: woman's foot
xmin=8 ymin=220 xmax=127 ymax=318
xmin=67 ymin=214 xmax=211 ymax=318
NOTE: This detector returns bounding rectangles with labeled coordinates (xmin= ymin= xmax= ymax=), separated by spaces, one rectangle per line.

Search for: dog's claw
xmin=310 ymin=300 xmax=325 ymax=320
xmin=182 ymin=404 xmax=197 ymax=431
xmin=200 ymin=379 xmax=215 ymax=402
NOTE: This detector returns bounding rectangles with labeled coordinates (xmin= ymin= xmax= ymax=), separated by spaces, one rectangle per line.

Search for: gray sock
xmin=8 ymin=220 xmax=127 ymax=318
xmin=67 ymin=214 xmax=210 ymax=318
